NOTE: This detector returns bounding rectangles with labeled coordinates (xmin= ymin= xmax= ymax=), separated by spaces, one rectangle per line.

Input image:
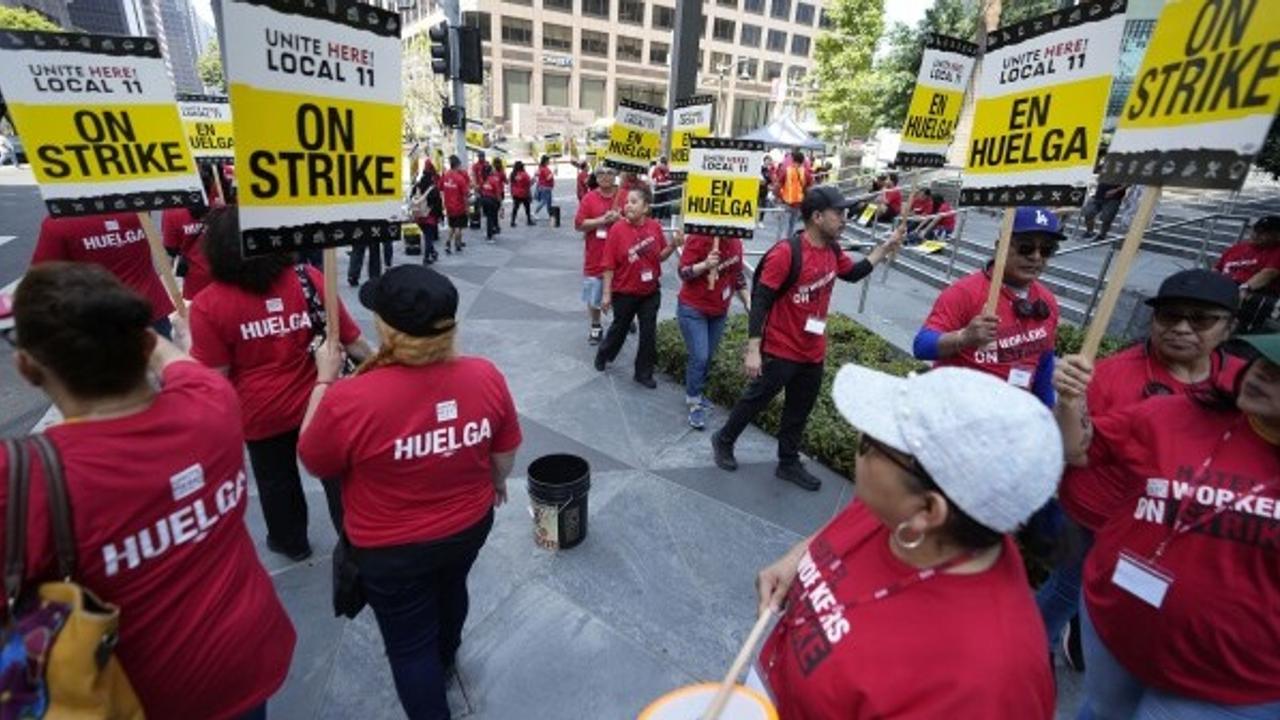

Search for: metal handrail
xmin=1145 ymin=212 xmax=1251 ymax=235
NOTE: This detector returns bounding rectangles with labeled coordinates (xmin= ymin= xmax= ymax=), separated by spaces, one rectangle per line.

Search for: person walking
xmin=190 ymin=207 xmax=371 ymax=561
xmin=161 ymin=202 xmax=213 ymax=301
xmin=298 ymin=266 xmax=521 ymax=720
xmin=441 ymin=155 xmax=471 ymax=255
xmin=576 ymin=160 xmax=590 ymax=201
xmin=535 ymin=154 xmax=556 ymax=221
xmin=491 ymin=158 xmax=507 ymax=235
xmin=478 ymin=163 xmax=502 ymax=243
xmin=1081 ymin=182 xmax=1129 ymax=240
xmin=712 ymin=186 xmax=903 ymax=491
xmin=777 ymin=150 xmax=811 ymax=237
xmin=410 ymin=169 xmax=442 ymax=265
xmin=3 ymin=262 xmax=296 ymax=719
xmin=510 ymin=160 xmax=533 ymax=226
xmin=677 ymin=231 xmax=749 ymax=429
xmin=650 ymin=156 xmax=673 ymax=220
xmin=575 ymin=165 xmax=625 ymax=346
xmin=594 ymin=185 xmax=682 ymax=389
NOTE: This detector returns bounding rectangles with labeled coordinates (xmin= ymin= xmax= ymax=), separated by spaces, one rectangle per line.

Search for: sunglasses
xmin=858 ymin=434 xmax=932 ymax=482
xmin=1152 ymin=307 xmax=1231 ymax=332
xmin=1013 ymin=240 xmax=1058 ymax=259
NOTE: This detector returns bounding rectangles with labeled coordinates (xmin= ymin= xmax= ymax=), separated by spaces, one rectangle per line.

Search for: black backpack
xmin=750 ymin=231 xmax=841 ymax=298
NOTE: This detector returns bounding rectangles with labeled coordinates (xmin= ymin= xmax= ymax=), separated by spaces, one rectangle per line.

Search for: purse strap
xmin=29 ymin=435 xmax=75 ymax=580
xmin=4 ymin=438 xmax=30 ymax=613
xmin=293 ymin=264 xmax=330 ymax=344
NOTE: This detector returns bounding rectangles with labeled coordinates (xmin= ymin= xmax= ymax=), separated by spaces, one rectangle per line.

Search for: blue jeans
xmin=152 ymin=316 xmax=172 ymax=339
xmin=676 ymin=302 xmax=727 ymax=402
xmin=1078 ymin=600 xmax=1280 ymax=720
xmin=534 ymin=186 xmax=553 ymax=217
xmin=237 ymin=703 xmax=267 ymax=720
xmin=1035 ymin=517 xmax=1092 ymax=648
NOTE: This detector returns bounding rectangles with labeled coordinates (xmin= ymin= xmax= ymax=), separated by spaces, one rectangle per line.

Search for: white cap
xmin=831 ymin=364 xmax=1062 ymax=533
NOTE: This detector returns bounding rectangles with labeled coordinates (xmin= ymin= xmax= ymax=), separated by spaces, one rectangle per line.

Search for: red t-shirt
xmin=189 ymin=266 xmax=360 ymax=440
xmin=32 ymin=213 xmax=175 ymax=322
xmin=935 ymin=201 xmax=957 ymax=232
xmin=883 ymin=187 xmax=903 ymax=214
xmin=470 ymin=160 xmax=485 ymax=185
xmin=603 ymin=218 xmax=667 ymax=296
xmin=575 ymin=188 xmax=623 ymax=277
xmin=761 ymin=502 xmax=1054 ymax=720
xmin=161 ymin=207 xmax=211 ymax=301
xmin=480 ymin=174 xmax=503 ymax=200
xmin=537 ymin=165 xmax=555 ymax=189
xmin=1083 ymin=397 xmax=1280 ymax=705
xmin=0 ymin=362 xmax=295 ymax=719
xmin=923 ymin=270 xmax=1059 ymax=391
xmin=909 ymin=193 xmax=934 ymax=216
xmin=440 ymin=169 xmax=470 ymax=216
xmin=1061 ymin=345 xmax=1246 ymax=531
xmin=297 ymin=357 xmax=522 ymax=548
xmin=511 ymin=170 xmax=532 ymax=199
xmin=1215 ymin=241 xmax=1280 ymax=292
xmin=678 ymin=234 xmax=745 ymax=317
xmin=577 ymin=170 xmax=589 ymax=199
xmin=651 ymin=165 xmax=672 ymax=186
xmin=759 ymin=235 xmax=855 ymax=364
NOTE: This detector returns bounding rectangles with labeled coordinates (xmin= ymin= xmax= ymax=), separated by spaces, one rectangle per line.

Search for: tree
xmin=1255 ymin=118 xmax=1280 ymax=180
xmin=402 ymin=34 xmax=446 ymax=140
xmin=0 ymin=6 xmax=61 ymax=30
xmin=809 ymin=0 xmax=885 ymax=142
xmin=198 ymin=41 xmax=224 ymax=93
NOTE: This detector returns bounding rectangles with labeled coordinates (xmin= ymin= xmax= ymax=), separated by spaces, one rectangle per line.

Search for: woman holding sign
xmin=677 ymin=232 xmax=749 ymax=429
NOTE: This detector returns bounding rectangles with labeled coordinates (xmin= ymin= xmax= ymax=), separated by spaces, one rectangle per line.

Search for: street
xmin=0 ymin=166 xmax=51 ymax=437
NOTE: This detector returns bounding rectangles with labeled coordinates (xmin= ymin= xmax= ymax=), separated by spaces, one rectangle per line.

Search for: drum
xmin=638 ymin=683 xmax=777 ymax=720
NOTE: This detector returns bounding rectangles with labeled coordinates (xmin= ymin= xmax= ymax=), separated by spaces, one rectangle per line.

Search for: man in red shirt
xmin=650 ymin=156 xmax=673 ymax=220
xmin=440 ymin=155 xmax=471 ymax=255
xmin=574 ymin=164 xmax=625 ymax=345
xmin=470 ymin=151 xmax=487 ymax=230
xmin=31 ymin=212 xmax=177 ymax=337
xmin=576 ymin=161 xmax=591 ymax=200
xmin=535 ymin=155 xmax=557 ymax=223
xmin=1216 ymin=216 xmax=1280 ymax=332
xmin=712 ymin=186 xmax=903 ymax=490
xmin=877 ymin=173 xmax=903 ymax=223
xmin=912 ymin=206 xmax=1063 ymax=407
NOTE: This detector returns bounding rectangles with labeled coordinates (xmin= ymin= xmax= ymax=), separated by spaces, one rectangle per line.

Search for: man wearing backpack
xmin=777 ymin=149 xmax=812 ymax=237
xmin=712 ymin=186 xmax=904 ymax=490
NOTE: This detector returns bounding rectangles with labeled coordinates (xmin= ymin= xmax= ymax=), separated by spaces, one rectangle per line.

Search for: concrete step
xmin=888 ymin=253 xmax=1089 ymax=326
xmin=904 ymin=243 xmax=1101 ymax=307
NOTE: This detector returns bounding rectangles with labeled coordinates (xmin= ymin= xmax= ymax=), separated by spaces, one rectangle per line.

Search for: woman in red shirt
xmin=491 ymin=158 xmax=507 ymax=235
xmin=509 ymin=160 xmax=533 ymax=227
xmin=576 ymin=160 xmax=590 ymax=200
xmin=535 ymin=154 xmax=556 ymax=220
xmin=190 ymin=207 xmax=371 ymax=561
xmin=1054 ymin=334 xmax=1280 ymax=718
xmin=756 ymin=364 xmax=1059 ymax=719
xmin=4 ymin=262 xmax=295 ymax=719
xmin=677 ymin=232 xmax=749 ymax=429
xmin=478 ymin=163 xmax=503 ymax=243
xmin=594 ymin=185 xmax=682 ymax=388
xmin=298 ymin=266 xmax=521 ymax=720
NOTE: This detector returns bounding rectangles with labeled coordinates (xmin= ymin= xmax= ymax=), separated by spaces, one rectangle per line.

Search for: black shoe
xmin=634 ymin=375 xmax=657 ymax=389
xmin=266 ymin=537 xmax=313 ymax=562
xmin=1062 ymin=615 xmax=1085 ymax=672
xmin=629 ymin=321 xmax=638 ymax=335
xmin=594 ymin=355 xmax=607 ymax=372
xmin=347 ymin=277 xmax=358 ymax=287
xmin=588 ymin=325 xmax=603 ymax=346
xmin=711 ymin=432 xmax=738 ymax=471
xmin=776 ymin=462 xmax=822 ymax=491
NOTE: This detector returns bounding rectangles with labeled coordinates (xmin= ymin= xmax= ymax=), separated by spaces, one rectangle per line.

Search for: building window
xmin=543 ymin=73 xmax=571 ymax=106
xmin=543 ymin=23 xmax=572 ymax=52
xmin=712 ymin=18 xmax=735 ymax=41
xmin=744 ymin=0 xmax=764 ymax=13
xmin=740 ymin=24 xmax=761 ymax=47
xmin=740 ymin=57 xmax=758 ymax=81
xmin=652 ymin=4 xmax=674 ymax=29
xmin=581 ymin=76 xmax=607 ymax=115
xmin=617 ymin=82 xmax=664 ymax=107
xmin=462 ymin=11 xmax=491 ymax=42
xmin=766 ymin=29 xmax=786 ymax=52
xmin=732 ymin=97 xmax=769 ymax=135
xmin=818 ymin=8 xmax=832 ymax=28
xmin=543 ymin=0 xmax=572 ymax=10
xmin=505 ymin=0 xmax=532 ymax=6
xmin=619 ymin=0 xmax=644 ymax=25
xmin=581 ymin=29 xmax=610 ymax=57
xmin=710 ymin=51 xmax=733 ymax=73
xmin=770 ymin=0 xmax=790 ymax=20
xmin=717 ymin=0 xmax=737 ymax=6
xmin=617 ymin=36 xmax=643 ymax=63
xmin=501 ymin=17 xmax=533 ymax=46
xmin=790 ymin=34 xmax=809 ymax=57
xmin=503 ymin=67 xmax=531 ymax=118
xmin=582 ymin=0 xmax=609 ymax=18
xmin=795 ymin=2 xmax=814 ymax=25
xmin=650 ymin=41 xmax=669 ymax=65
xmin=763 ymin=61 xmax=782 ymax=81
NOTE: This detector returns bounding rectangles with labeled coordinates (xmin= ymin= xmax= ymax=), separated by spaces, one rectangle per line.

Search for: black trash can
xmin=527 ymin=454 xmax=590 ymax=550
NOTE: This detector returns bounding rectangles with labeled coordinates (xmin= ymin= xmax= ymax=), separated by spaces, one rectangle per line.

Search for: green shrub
xmin=1055 ymin=323 xmax=1130 ymax=358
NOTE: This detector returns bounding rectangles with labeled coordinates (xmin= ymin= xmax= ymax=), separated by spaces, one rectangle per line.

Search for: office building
xmin=64 ymin=0 xmax=146 ymax=34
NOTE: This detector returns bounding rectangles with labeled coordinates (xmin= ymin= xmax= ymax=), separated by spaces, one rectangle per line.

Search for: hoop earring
xmin=893 ymin=521 xmax=926 ymax=550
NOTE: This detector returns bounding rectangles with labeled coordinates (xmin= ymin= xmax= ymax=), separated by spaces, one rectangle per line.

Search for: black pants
xmin=480 ymin=196 xmax=500 ymax=239
xmin=354 ymin=510 xmax=494 ymax=720
xmin=596 ymin=291 xmax=659 ymax=381
xmin=511 ymin=197 xmax=532 ymax=225
xmin=349 ymin=241 xmax=392 ymax=283
xmin=245 ymin=427 xmax=334 ymax=553
xmin=718 ymin=354 xmax=824 ymax=464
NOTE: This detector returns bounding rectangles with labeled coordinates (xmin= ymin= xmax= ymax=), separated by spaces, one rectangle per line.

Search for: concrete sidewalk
xmin=248 ymin=203 xmax=1084 ymax=718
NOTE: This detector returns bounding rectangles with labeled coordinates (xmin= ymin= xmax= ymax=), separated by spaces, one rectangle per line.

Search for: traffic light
xmin=429 ymin=21 xmax=451 ymax=76
xmin=457 ymin=26 xmax=483 ymax=85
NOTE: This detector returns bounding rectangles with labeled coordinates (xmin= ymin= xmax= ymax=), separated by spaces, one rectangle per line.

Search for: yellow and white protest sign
xmin=224 ymin=0 xmax=402 ymax=256
xmin=0 ymin=31 xmax=203 ymax=216
xmin=962 ymin=0 xmax=1128 ymax=207
xmin=466 ymin=119 xmax=487 ymax=151
xmin=543 ymin=132 xmax=563 ymax=157
xmin=1101 ymin=0 xmax=1280 ymax=189
xmin=895 ymin=34 xmax=977 ymax=169
xmin=177 ymin=93 xmax=234 ymax=163
xmin=682 ymin=138 xmax=765 ymax=238
xmin=670 ymin=95 xmax=714 ymax=177
xmin=605 ymin=98 xmax=664 ymax=172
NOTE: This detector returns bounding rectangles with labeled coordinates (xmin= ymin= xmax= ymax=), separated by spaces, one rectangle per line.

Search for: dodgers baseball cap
xmin=359 ymin=265 xmax=458 ymax=337
xmin=800 ymin=185 xmax=855 ymax=219
xmin=831 ymin=364 xmax=1062 ymax=533
xmin=1012 ymin=206 xmax=1065 ymax=239
xmin=1144 ymin=269 xmax=1239 ymax=314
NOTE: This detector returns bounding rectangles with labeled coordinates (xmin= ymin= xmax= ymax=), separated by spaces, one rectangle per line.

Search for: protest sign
xmin=177 ymin=93 xmax=234 ymax=164
xmin=895 ymin=34 xmax=978 ymax=169
xmin=605 ymin=99 xmax=664 ymax=172
xmin=670 ymin=95 xmax=715 ymax=177
xmin=466 ymin=120 xmax=487 ymax=151
xmin=543 ymin=132 xmax=563 ymax=157
xmin=223 ymin=0 xmax=403 ymax=259
xmin=682 ymin=138 xmax=765 ymax=238
xmin=1100 ymin=0 xmax=1280 ymax=189
xmin=0 ymin=31 xmax=204 ymax=217
xmin=962 ymin=0 xmax=1128 ymax=207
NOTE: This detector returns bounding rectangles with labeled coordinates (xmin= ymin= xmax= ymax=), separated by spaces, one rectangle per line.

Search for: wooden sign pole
xmin=983 ymin=208 xmax=1018 ymax=315
xmin=707 ymin=236 xmax=721 ymax=290
xmin=702 ymin=610 xmax=774 ymax=720
xmin=208 ymin=166 xmax=226 ymax=205
xmin=323 ymin=247 xmax=340 ymax=342
xmin=1080 ymin=186 xmax=1162 ymax=361
xmin=137 ymin=212 xmax=186 ymax=319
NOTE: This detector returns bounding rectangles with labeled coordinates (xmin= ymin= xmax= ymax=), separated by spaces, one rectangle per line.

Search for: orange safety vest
xmin=780 ymin=166 xmax=804 ymax=205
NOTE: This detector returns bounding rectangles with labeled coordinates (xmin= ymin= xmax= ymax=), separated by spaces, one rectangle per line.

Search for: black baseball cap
xmin=1144 ymin=269 xmax=1239 ymax=314
xmin=800 ymin=185 xmax=854 ymax=219
xmin=359 ymin=265 xmax=458 ymax=337
xmin=1254 ymin=215 xmax=1280 ymax=233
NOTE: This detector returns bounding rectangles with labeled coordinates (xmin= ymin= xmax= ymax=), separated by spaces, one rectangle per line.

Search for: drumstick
xmin=702 ymin=611 xmax=775 ymax=720
xmin=707 ymin=236 xmax=721 ymax=290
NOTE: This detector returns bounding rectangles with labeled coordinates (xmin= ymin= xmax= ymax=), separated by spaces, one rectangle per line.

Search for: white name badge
xmin=641 ymin=270 xmax=654 ymax=282
xmin=1007 ymin=367 xmax=1033 ymax=389
xmin=596 ymin=228 xmax=608 ymax=239
xmin=722 ymin=286 xmax=732 ymax=301
xmin=804 ymin=317 xmax=827 ymax=335
xmin=1112 ymin=551 xmax=1172 ymax=609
